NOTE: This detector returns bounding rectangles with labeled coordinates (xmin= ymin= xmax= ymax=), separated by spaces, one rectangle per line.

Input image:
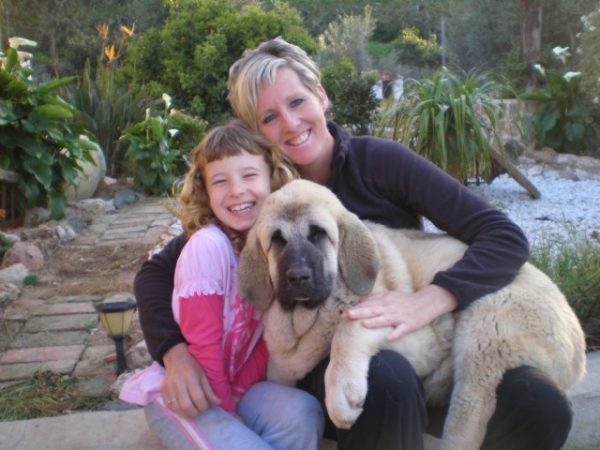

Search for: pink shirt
xmin=120 ymin=225 xmax=268 ymax=414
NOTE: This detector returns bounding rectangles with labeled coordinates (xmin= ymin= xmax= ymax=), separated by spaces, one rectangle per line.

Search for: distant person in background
xmin=372 ymin=70 xmax=403 ymax=102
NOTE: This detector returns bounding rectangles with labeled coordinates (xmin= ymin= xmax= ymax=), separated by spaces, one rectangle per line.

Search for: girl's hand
xmin=161 ymin=343 xmax=221 ymax=418
xmin=343 ymin=285 xmax=458 ymax=341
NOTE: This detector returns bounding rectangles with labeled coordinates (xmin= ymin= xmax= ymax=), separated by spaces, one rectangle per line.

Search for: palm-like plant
xmin=376 ymin=67 xmax=506 ymax=183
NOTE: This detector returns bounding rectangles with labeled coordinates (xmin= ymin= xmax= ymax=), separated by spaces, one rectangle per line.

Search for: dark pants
xmin=298 ymin=351 xmax=573 ymax=450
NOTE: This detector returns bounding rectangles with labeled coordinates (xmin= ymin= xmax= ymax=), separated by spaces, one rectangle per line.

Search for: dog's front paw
xmin=324 ymin=363 xmax=368 ymax=429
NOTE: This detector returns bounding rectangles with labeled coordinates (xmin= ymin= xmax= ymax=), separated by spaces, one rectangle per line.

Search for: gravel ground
xmin=424 ymin=164 xmax=600 ymax=246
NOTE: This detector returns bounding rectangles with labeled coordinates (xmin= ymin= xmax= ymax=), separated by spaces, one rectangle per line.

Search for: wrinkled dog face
xmin=258 ymin=201 xmax=340 ymax=311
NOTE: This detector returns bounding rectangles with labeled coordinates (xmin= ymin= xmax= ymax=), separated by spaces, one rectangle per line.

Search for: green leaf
xmin=33 ymin=77 xmax=76 ymax=96
xmin=32 ymin=104 xmax=74 ymax=120
xmin=23 ymin=156 xmax=53 ymax=190
xmin=48 ymin=190 xmax=67 ymax=221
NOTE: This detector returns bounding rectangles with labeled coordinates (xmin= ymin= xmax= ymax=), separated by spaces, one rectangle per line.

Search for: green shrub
xmin=61 ymin=23 xmax=152 ymax=178
xmin=519 ymin=47 xmax=600 ymax=154
xmin=61 ymin=57 xmax=149 ymax=178
xmin=23 ymin=274 xmax=38 ymax=286
xmin=392 ymin=27 xmax=442 ymax=70
xmin=0 ymin=42 xmax=95 ymax=220
xmin=120 ymin=0 xmax=316 ymax=126
xmin=321 ymin=58 xmax=379 ymax=135
xmin=579 ymin=8 xmax=600 ymax=107
xmin=530 ymin=230 xmax=600 ymax=349
xmin=0 ymin=233 xmax=13 ymax=261
xmin=376 ymin=67 xmax=505 ymax=182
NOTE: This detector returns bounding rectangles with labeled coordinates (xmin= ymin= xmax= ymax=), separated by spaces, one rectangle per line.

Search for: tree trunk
xmin=520 ymin=0 xmax=543 ymax=91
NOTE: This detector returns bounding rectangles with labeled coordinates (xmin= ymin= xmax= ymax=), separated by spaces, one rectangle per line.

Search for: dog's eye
xmin=308 ymin=225 xmax=327 ymax=243
xmin=271 ymin=230 xmax=287 ymax=247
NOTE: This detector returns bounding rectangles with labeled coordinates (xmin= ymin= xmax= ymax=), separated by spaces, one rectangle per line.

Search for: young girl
xmin=120 ymin=119 xmax=324 ymax=450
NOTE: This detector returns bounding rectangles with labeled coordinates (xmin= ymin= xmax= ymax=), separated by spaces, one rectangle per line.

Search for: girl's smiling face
xmin=204 ymin=151 xmax=272 ymax=232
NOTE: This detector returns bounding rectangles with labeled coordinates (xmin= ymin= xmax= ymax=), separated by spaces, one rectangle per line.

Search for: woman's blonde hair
xmin=228 ymin=37 xmax=322 ymax=129
xmin=178 ymin=118 xmax=297 ymax=251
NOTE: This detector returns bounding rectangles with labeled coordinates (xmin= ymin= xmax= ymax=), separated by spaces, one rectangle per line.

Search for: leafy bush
xmin=392 ymin=28 xmax=442 ymax=70
xmin=120 ymin=0 xmax=317 ymax=126
xmin=321 ymin=58 xmax=379 ymax=135
xmin=376 ymin=67 xmax=505 ymax=182
xmin=0 ymin=43 xmax=95 ymax=219
xmin=120 ymin=94 xmax=206 ymax=196
xmin=519 ymin=47 xmax=600 ymax=154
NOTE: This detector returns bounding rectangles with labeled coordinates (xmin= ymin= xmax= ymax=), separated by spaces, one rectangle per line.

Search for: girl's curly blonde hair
xmin=178 ymin=118 xmax=297 ymax=252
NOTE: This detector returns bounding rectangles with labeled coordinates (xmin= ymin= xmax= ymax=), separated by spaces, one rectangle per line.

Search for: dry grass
xmin=0 ymin=371 xmax=107 ymax=421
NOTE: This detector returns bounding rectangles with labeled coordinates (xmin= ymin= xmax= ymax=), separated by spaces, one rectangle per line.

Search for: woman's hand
xmin=161 ymin=343 xmax=221 ymax=418
xmin=343 ymin=285 xmax=458 ymax=341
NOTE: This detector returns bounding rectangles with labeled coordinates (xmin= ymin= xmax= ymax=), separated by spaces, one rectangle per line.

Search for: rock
xmin=0 ymin=282 xmax=20 ymax=304
xmin=64 ymin=138 xmax=107 ymax=202
xmin=0 ymin=263 xmax=29 ymax=287
xmin=24 ymin=207 xmax=51 ymax=227
xmin=110 ymin=369 xmax=143 ymax=400
xmin=20 ymin=223 xmax=61 ymax=241
xmin=66 ymin=216 xmax=88 ymax=234
xmin=528 ymin=147 xmax=558 ymax=164
xmin=114 ymin=189 xmax=139 ymax=209
xmin=67 ymin=198 xmax=115 ymax=222
xmin=127 ymin=340 xmax=152 ymax=370
xmin=2 ymin=241 xmax=44 ymax=271
xmin=56 ymin=223 xmax=77 ymax=242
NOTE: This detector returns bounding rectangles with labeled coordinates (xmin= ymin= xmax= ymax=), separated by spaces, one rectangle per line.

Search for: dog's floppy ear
xmin=337 ymin=210 xmax=381 ymax=295
xmin=238 ymin=228 xmax=274 ymax=311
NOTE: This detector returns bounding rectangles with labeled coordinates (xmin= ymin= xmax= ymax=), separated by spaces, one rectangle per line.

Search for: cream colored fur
xmin=238 ymin=179 xmax=587 ymax=450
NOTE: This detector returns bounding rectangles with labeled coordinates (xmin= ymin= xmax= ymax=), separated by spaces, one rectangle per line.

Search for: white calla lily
xmin=162 ymin=93 xmax=172 ymax=109
xmin=8 ymin=37 xmax=37 ymax=49
xmin=552 ymin=46 xmax=569 ymax=56
xmin=563 ymin=72 xmax=581 ymax=82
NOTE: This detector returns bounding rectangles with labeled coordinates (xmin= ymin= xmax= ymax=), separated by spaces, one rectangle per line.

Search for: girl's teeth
xmin=230 ymin=203 xmax=253 ymax=212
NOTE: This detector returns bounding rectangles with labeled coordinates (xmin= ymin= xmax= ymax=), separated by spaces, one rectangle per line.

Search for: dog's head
xmin=238 ymin=180 xmax=382 ymax=311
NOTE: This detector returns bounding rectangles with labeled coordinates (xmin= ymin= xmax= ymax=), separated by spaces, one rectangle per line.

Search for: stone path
xmin=0 ymin=195 xmax=599 ymax=449
xmin=0 ymin=197 xmax=174 ymax=395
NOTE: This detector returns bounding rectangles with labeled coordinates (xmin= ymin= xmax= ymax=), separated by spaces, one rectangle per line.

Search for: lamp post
xmin=94 ymin=293 xmax=137 ymax=375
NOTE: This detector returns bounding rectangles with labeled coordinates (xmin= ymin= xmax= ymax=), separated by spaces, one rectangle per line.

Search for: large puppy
xmin=238 ymin=179 xmax=586 ymax=450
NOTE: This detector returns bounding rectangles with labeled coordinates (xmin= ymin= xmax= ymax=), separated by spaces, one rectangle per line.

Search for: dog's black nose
xmin=286 ymin=266 xmax=312 ymax=286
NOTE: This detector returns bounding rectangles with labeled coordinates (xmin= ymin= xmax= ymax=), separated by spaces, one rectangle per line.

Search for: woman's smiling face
xmin=256 ymin=67 xmax=334 ymax=169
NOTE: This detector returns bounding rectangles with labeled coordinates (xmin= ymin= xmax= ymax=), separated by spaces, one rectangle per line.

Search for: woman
xmin=135 ymin=38 xmax=573 ymax=450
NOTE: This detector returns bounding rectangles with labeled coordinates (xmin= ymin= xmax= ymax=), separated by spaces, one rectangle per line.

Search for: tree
xmin=318 ymin=5 xmax=375 ymax=71
xmin=520 ymin=0 xmax=543 ymax=90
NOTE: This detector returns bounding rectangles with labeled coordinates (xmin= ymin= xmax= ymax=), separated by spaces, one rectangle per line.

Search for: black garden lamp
xmin=95 ymin=293 xmax=137 ymax=375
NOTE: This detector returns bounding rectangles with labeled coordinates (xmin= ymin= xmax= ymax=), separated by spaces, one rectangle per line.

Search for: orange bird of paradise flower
xmin=120 ymin=24 xmax=135 ymax=37
xmin=96 ymin=23 xmax=109 ymax=38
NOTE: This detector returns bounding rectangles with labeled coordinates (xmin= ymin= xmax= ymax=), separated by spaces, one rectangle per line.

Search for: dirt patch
xmin=23 ymin=239 xmax=153 ymax=299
